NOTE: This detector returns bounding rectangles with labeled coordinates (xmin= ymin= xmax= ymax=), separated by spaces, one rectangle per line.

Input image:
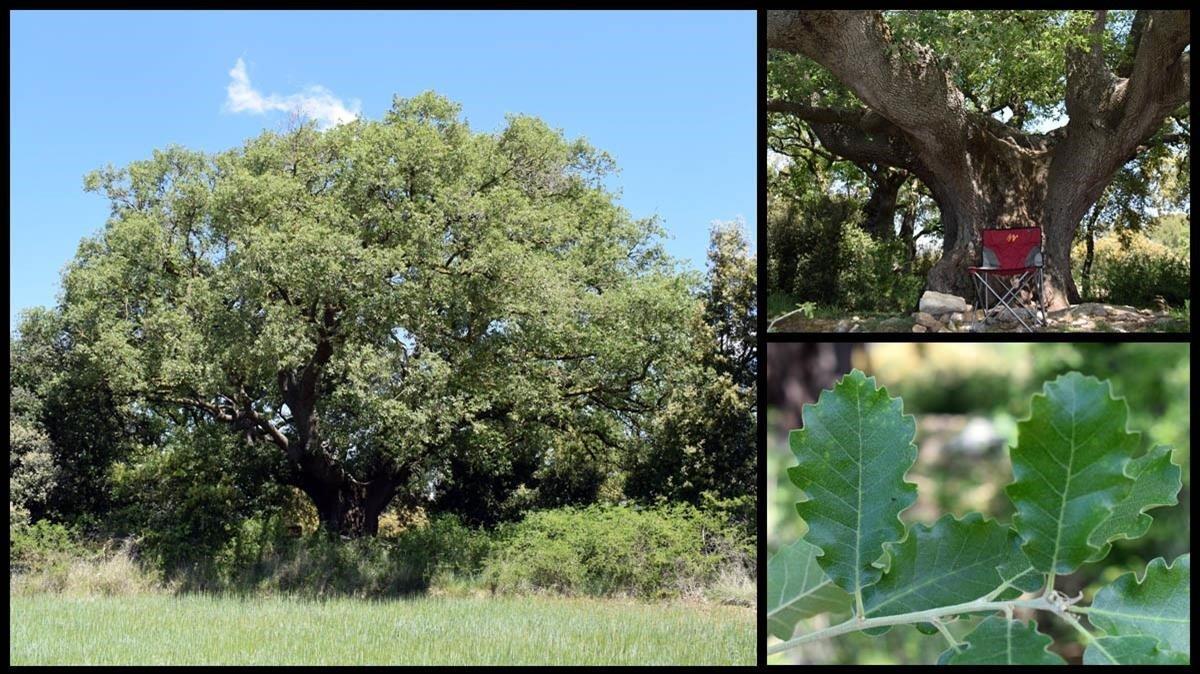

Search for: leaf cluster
xmin=770 ymin=370 xmax=1188 ymax=664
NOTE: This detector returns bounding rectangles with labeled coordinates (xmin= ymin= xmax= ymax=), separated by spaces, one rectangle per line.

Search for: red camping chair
xmin=968 ymin=227 xmax=1047 ymax=332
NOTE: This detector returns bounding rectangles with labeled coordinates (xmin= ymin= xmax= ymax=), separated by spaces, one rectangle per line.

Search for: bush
xmin=203 ymin=512 xmax=494 ymax=598
xmin=482 ymin=503 xmax=753 ymax=599
xmin=1074 ymin=231 xmax=1191 ymax=307
xmin=767 ymin=195 xmax=931 ymax=313
xmin=836 ymin=225 xmax=929 ymax=312
xmin=108 ymin=425 xmax=291 ymax=572
xmin=767 ymin=192 xmax=852 ymax=306
xmin=10 ymin=519 xmax=162 ymax=596
xmin=10 ymin=519 xmax=82 ymax=574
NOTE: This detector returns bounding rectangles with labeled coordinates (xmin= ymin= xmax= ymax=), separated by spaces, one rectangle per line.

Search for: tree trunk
xmin=1082 ymin=207 xmax=1097 ymax=299
xmin=860 ymin=167 xmax=907 ymax=239
xmin=920 ymin=129 xmax=1079 ymax=309
xmin=298 ymin=470 xmax=402 ymax=538
xmin=898 ymin=199 xmax=918 ymax=264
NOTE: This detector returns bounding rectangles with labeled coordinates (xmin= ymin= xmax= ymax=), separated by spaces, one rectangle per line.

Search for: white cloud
xmin=224 ymin=58 xmax=360 ymax=129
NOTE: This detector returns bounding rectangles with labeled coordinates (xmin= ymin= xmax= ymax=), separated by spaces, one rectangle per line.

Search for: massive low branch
xmin=768 ymin=10 xmax=971 ymax=157
xmin=767 ymin=100 xmax=898 ymax=135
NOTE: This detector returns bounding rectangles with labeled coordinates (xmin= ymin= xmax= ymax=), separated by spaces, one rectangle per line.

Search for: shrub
xmin=203 ymin=512 xmax=494 ymax=598
xmin=836 ymin=225 xmax=927 ymax=312
xmin=483 ymin=504 xmax=753 ymax=599
xmin=10 ymin=519 xmax=162 ymax=596
xmin=1074 ymin=231 xmax=1191 ymax=307
xmin=10 ymin=519 xmax=82 ymax=574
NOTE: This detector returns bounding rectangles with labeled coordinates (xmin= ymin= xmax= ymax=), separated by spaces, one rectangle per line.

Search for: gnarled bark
xmin=768 ymin=10 xmax=1191 ymax=310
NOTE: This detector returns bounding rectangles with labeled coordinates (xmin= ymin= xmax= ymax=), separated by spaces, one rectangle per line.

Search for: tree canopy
xmin=56 ymin=92 xmax=704 ymax=536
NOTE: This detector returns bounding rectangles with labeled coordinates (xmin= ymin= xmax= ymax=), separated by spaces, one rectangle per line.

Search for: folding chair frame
xmin=970 ymin=266 xmax=1047 ymax=332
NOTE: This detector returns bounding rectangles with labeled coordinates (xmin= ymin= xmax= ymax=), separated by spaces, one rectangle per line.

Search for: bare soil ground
xmin=768 ymin=303 xmax=1189 ymax=333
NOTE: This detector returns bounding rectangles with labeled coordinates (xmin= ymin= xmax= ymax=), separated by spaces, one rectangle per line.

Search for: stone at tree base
xmin=948 ymin=312 xmax=964 ymax=322
xmin=878 ymin=317 xmax=913 ymax=332
xmin=1073 ymin=303 xmax=1110 ymax=317
xmin=913 ymin=312 xmax=944 ymax=330
xmin=919 ymin=291 xmax=970 ymax=315
xmin=912 ymin=324 xmax=928 ymax=333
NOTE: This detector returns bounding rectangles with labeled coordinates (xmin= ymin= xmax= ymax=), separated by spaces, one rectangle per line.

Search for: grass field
xmin=10 ymin=593 xmax=755 ymax=665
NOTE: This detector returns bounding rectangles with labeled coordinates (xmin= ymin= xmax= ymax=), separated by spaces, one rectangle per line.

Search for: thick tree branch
xmin=767 ymin=100 xmax=899 ymax=135
xmin=1125 ymin=10 xmax=1191 ymax=112
xmin=767 ymin=10 xmax=971 ymax=154
xmin=807 ymin=122 xmax=924 ymax=176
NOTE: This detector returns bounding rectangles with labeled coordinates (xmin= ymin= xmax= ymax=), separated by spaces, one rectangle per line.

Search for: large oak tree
xmin=63 ymin=93 xmax=694 ymax=537
xmin=768 ymin=10 xmax=1190 ymax=308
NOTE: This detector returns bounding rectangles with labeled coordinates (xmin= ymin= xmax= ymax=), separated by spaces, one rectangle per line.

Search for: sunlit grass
xmin=10 ymin=594 xmax=755 ymax=665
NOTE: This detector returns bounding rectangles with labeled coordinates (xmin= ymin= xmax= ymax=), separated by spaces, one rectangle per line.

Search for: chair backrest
xmin=981 ymin=227 xmax=1042 ymax=269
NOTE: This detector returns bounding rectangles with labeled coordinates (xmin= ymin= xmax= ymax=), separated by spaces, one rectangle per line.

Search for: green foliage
xmin=10 ymin=307 xmax=146 ymax=525
xmin=109 ymin=425 xmax=290 ymax=571
xmin=1088 ymin=554 xmax=1190 ymax=656
xmin=1084 ymin=635 xmax=1189 ymax=665
xmin=766 ymin=193 xmax=931 ymax=314
xmin=767 ymin=538 xmax=852 ymax=640
xmin=62 ymin=92 xmax=696 ymax=531
xmin=10 ymin=519 xmax=83 ymax=574
xmin=885 ymin=11 xmax=1100 ymax=124
xmin=836 ymin=224 xmax=927 ymax=312
xmin=766 ymin=187 xmax=851 ymax=306
xmin=1006 ymin=373 xmax=1138 ymax=575
xmin=863 ymin=514 xmax=1037 ymax=622
xmin=1096 ymin=246 xmax=1190 ymax=308
xmin=1086 ymin=446 xmax=1181 ymax=560
xmin=483 ymin=504 xmax=751 ymax=599
xmin=624 ymin=222 xmax=757 ymax=509
xmin=941 ymin=615 xmax=1065 ymax=665
xmin=788 ymin=370 xmax=917 ymax=599
xmin=771 ymin=369 xmax=1189 ymax=665
xmin=891 ymin=367 xmax=1018 ymax=416
xmin=205 ymin=513 xmax=493 ymax=597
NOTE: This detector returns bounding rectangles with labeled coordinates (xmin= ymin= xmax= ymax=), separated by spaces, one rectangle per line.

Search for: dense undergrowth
xmin=10 ymin=503 xmax=755 ymax=605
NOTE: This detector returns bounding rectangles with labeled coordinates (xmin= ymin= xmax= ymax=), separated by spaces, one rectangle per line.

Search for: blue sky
xmin=9 ymin=10 xmax=756 ymax=327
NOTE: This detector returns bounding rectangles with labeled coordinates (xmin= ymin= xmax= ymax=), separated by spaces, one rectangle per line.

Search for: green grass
xmin=9 ymin=593 xmax=755 ymax=665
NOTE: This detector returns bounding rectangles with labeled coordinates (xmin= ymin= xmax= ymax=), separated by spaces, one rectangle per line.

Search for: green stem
xmin=1058 ymin=611 xmax=1110 ymax=661
xmin=930 ymin=618 xmax=961 ymax=652
xmin=983 ymin=566 xmax=1036 ymax=602
xmin=767 ymin=596 xmax=1056 ymax=656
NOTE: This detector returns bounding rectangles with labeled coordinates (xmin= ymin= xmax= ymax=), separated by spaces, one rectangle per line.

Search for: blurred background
xmin=766 ymin=342 xmax=1190 ymax=665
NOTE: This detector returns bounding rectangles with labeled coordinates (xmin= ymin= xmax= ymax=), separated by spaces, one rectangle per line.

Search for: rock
xmin=946 ymin=321 xmax=958 ymax=332
xmin=948 ymin=312 xmax=964 ymax=323
xmin=877 ymin=317 xmax=912 ymax=332
xmin=1105 ymin=306 xmax=1139 ymax=319
xmin=849 ymin=323 xmax=863 ymax=333
xmin=835 ymin=319 xmax=851 ymax=333
xmin=1073 ymin=303 xmax=1109 ymax=317
xmin=912 ymin=324 xmax=928 ymax=333
xmin=913 ymin=312 xmax=944 ymax=330
xmin=919 ymin=291 xmax=970 ymax=315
